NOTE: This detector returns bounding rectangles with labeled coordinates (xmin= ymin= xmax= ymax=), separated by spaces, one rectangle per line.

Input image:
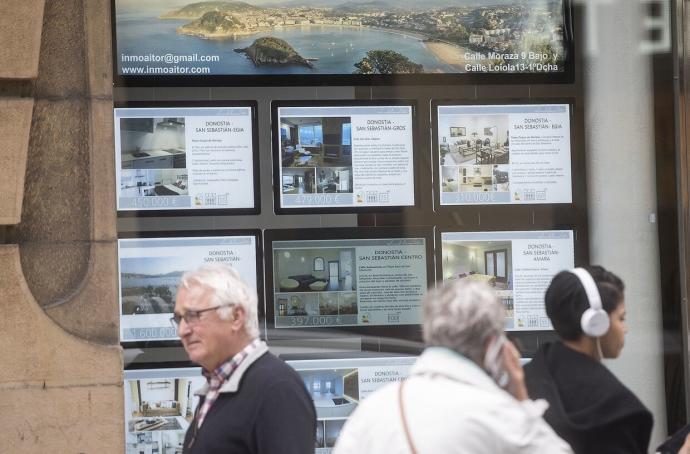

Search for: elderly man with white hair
xmin=333 ymin=279 xmax=573 ymax=454
xmin=172 ymin=264 xmax=315 ymax=454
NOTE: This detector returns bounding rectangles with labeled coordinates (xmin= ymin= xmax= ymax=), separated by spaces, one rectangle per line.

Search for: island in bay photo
xmin=115 ymin=0 xmax=567 ymax=76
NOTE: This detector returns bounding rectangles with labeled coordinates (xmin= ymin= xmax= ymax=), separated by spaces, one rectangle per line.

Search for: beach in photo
xmin=424 ymin=41 xmax=470 ymax=71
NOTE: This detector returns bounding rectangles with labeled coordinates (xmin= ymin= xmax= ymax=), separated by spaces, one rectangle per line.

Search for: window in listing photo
xmin=280 ymin=117 xmax=353 ymax=168
xmin=274 ymin=247 xmax=357 ymax=293
xmin=274 ymin=247 xmax=358 ymax=327
xmin=297 ymin=368 xmax=360 ymax=418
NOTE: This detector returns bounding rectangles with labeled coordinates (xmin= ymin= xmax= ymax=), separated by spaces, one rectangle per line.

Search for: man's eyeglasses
xmin=170 ymin=305 xmax=232 ymax=329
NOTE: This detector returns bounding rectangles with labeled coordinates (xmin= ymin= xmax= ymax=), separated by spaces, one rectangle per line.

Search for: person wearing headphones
xmin=524 ymin=265 xmax=653 ymax=454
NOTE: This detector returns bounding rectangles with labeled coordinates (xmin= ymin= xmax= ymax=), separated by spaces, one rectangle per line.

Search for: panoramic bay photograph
xmin=115 ymin=0 xmax=567 ymax=75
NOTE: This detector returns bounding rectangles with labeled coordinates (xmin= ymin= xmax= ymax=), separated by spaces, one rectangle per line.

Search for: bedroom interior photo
xmin=442 ymin=240 xmax=512 ymax=288
xmin=442 ymin=240 xmax=514 ymax=324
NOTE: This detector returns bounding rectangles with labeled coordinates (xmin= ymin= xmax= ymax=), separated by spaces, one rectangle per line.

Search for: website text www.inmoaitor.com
xmin=120 ymin=53 xmax=219 ymax=74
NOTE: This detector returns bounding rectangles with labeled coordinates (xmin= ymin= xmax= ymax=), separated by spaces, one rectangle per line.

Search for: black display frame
xmin=117 ymin=228 xmax=264 ymax=349
xmin=271 ymin=99 xmax=422 ymax=215
xmin=110 ymin=0 xmax=575 ymax=87
xmin=263 ymin=226 xmax=435 ymax=345
xmin=114 ymin=100 xmax=261 ymax=217
xmin=430 ymin=98 xmax=582 ymax=225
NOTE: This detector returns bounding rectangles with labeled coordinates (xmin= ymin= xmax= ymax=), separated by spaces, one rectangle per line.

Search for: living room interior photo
xmin=273 ymin=248 xmax=356 ymax=293
xmin=438 ymin=114 xmax=510 ymax=166
xmin=280 ymin=116 xmax=352 ymax=168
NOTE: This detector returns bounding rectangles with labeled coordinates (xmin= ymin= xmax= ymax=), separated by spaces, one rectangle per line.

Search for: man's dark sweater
xmin=183 ymin=350 xmax=316 ymax=454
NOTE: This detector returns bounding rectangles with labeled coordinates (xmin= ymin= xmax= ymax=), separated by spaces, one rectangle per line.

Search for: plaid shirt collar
xmin=196 ymin=338 xmax=262 ymax=429
xmin=203 ymin=337 xmax=262 ymax=383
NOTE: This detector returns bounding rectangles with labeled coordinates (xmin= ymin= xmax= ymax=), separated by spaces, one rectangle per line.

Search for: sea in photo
xmin=116 ymin=17 xmax=459 ymax=75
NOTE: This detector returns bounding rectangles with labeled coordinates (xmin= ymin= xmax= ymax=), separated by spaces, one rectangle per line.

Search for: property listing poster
xmin=287 ymin=356 xmax=416 ymax=453
xmin=437 ymin=104 xmax=572 ymax=205
xmin=124 ymin=368 xmax=204 ymax=454
xmin=272 ymin=238 xmax=427 ymax=328
xmin=118 ymin=235 xmax=257 ymax=342
xmin=277 ymin=105 xmax=415 ymax=209
xmin=441 ymin=230 xmax=574 ymax=330
xmin=114 ymin=106 xmax=255 ymax=211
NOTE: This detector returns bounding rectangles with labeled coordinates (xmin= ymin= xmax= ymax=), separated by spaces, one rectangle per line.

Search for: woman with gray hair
xmin=334 ymin=279 xmax=572 ymax=454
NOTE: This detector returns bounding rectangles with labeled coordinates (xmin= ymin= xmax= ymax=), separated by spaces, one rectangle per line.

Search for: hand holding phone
xmin=501 ymin=340 xmax=529 ymax=401
xmin=484 ymin=335 xmax=529 ymax=400
xmin=484 ymin=335 xmax=509 ymax=388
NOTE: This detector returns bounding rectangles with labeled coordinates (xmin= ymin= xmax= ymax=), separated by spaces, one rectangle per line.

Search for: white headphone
xmin=569 ymin=267 xmax=610 ymax=337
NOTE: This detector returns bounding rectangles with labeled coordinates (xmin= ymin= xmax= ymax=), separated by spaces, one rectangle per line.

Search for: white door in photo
xmin=486 ymin=253 xmax=495 ymax=276
xmin=496 ymin=251 xmax=506 ymax=278
xmin=329 ymin=261 xmax=340 ymax=290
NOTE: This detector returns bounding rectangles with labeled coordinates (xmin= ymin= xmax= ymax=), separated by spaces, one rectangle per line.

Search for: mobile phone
xmin=484 ymin=335 xmax=509 ymax=388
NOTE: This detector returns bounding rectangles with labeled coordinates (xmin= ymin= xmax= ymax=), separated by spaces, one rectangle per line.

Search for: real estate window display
xmin=113 ymin=1 xmax=685 ymax=452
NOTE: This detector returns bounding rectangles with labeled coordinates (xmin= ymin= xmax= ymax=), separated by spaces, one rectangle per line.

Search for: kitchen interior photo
xmin=460 ymin=165 xmax=493 ymax=192
xmin=297 ymin=368 xmax=359 ymax=419
xmin=443 ymin=164 xmax=509 ymax=193
xmin=120 ymin=169 xmax=188 ymax=197
xmin=120 ymin=117 xmax=187 ymax=170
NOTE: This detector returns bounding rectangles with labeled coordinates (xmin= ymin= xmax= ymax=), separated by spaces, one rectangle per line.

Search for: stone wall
xmin=0 ymin=0 xmax=123 ymax=452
